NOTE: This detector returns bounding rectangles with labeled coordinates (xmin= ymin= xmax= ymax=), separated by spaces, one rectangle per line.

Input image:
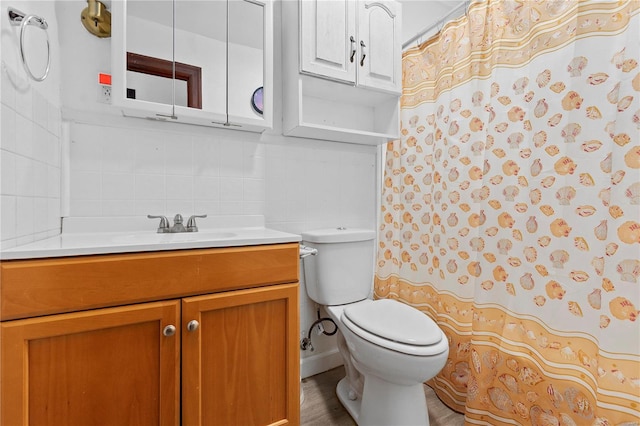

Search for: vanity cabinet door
xmin=182 ymin=283 xmax=299 ymax=426
xmin=0 ymin=301 xmax=180 ymax=426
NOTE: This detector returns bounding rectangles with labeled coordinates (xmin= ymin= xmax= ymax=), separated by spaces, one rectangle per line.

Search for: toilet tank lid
xmin=301 ymin=228 xmax=375 ymax=243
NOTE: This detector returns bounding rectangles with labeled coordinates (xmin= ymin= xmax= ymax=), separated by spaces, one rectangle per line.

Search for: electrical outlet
xmin=98 ymin=84 xmax=111 ymax=103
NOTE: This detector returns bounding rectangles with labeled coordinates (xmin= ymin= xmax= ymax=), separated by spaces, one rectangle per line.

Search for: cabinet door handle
xmin=163 ymin=325 xmax=176 ymax=337
xmin=349 ymin=36 xmax=356 ymax=63
xmin=187 ymin=320 xmax=200 ymax=332
xmin=360 ymin=41 xmax=367 ymax=67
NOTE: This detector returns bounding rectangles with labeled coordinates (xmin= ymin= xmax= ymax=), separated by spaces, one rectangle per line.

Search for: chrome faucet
xmin=170 ymin=214 xmax=186 ymax=233
xmin=186 ymin=214 xmax=207 ymax=232
xmin=148 ymin=214 xmax=207 ymax=233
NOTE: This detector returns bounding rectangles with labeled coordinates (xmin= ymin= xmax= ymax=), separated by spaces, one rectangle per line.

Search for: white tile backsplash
xmin=194 ymin=176 xmax=220 ymax=201
xmin=16 ymin=196 xmax=35 ymax=238
xmin=165 ymin=140 xmax=194 ymax=175
xmin=102 ymin=173 xmax=135 ymax=200
xmin=166 ymin=175 xmax=194 ymax=201
xmin=102 ymin=199 xmax=135 ymax=217
xmin=71 ymin=171 xmax=101 ymax=200
xmin=135 ymin=174 xmax=165 ymax=200
xmin=134 ymin=138 xmax=165 ymax=175
xmin=66 ymin=121 xmax=378 ymax=236
xmin=219 ymin=177 xmax=244 ymax=202
xmin=1 ymin=151 xmax=16 ymax=195
xmin=1 ymin=104 xmax=16 ymax=152
xmin=15 ymin=154 xmax=35 ymax=197
xmin=102 ymin=139 xmax=134 ymax=173
xmin=14 ymin=85 xmax=33 ymax=121
xmin=1 ymin=195 xmax=17 ymax=241
xmin=14 ymin=114 xmax=33 ymax=158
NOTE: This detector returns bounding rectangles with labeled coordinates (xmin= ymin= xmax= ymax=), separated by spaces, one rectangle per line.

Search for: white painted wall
xmin=1 ymin=0 xmax=63 ymax=249
xmin=400 ymin=0 xmax=466 ymax=47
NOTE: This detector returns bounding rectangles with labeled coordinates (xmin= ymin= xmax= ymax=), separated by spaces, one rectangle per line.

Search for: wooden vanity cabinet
xmin=1 ymin=301 xmax=181 ymax=426
xmin=182 ymin=284 xmax=298 ymax=426
xmin=0 ymin=243 xmax=300 ymax=426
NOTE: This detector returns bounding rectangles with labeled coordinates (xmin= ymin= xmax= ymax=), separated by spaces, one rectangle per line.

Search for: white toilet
xmin=301 ymin=228 xmax=449 ymax=426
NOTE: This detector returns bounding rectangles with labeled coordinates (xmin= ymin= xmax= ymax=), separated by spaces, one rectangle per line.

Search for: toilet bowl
xmin=302 ymin=228 xmax=450 ymax=426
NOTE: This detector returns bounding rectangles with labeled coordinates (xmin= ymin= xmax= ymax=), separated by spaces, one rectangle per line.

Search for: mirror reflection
xmin=124 ymin=0 xmax=264 ymax=120
xmin=229 ymin=0 xmax=264 ymax=119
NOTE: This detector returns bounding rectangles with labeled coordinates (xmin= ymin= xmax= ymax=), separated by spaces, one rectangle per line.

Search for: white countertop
xmin=1 ymin=216 xmax=301 ymax=260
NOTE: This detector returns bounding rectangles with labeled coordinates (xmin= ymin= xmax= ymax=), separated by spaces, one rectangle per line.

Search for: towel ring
xmin=8 ymin=7 xmax=50 ymax=82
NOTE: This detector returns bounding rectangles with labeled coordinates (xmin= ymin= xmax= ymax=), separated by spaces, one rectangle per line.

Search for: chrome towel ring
xmin=8 ymin=7 xmax=50 ymax=82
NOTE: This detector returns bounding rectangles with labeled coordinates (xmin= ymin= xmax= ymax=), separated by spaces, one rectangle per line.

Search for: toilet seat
xmin=342 ymin=299 xmax=446 ymax=357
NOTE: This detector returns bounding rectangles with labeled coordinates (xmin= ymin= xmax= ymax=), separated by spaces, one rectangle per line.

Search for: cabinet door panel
xmin=1 ymin=301 xmax=180 ymax=426
xmin=182 ymin=284 xmax=299 ymax=426
xmin=301 ymin=0 xmax=356 ymax=83
xmin=358 ymin=0 xmax=402 ymax=93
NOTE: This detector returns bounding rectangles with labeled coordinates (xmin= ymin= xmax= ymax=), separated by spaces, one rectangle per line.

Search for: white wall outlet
xmin=98 ymin=84 xmax=111 ymax=103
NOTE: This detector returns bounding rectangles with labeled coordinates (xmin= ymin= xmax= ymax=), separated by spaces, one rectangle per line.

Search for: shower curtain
xmin=375 ymin=1 xmax=640 ymax=424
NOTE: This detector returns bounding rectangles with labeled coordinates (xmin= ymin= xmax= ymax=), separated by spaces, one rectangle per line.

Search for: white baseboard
xmin=300 ymin=348 xmax=343 ymax=379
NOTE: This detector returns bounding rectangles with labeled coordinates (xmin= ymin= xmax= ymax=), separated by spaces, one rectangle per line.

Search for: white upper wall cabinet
xmin=358 ymin=1 xmax=401 ymax=93
xmin=111 ymin=0 xmax=273 ymax=133
xmin=283 ymin=0 xmax=402 ymax=145
xmin=300 ymin=0 xmax=357 ymax=84
xmin=300 ymin=0 xmax=401 ymax=94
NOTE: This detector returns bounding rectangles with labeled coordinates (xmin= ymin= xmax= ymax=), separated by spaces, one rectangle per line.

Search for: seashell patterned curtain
xmin=376 ymin=1 xmax=640 ymax=424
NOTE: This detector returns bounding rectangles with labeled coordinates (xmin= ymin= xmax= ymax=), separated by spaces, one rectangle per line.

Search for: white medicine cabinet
xmin=111 ymin=0 xmax=273 ymax=132
xmin=283 ymin=0 xmax=402 ymax=145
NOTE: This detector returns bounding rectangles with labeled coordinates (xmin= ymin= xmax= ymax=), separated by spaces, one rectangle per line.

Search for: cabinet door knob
xmin=187 ymin=320 xmax=200 ymax=332
xmin=360 ymin=41 xmax=367 ymax=67
xmin=163 ymin=325 xmax=176 ymax=337
xmin=349 ymin=36 xmax=356 ymax=63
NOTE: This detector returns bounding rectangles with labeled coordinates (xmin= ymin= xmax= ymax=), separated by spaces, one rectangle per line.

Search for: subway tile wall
xmin=1 ymin=68 xmax=62 ymax=250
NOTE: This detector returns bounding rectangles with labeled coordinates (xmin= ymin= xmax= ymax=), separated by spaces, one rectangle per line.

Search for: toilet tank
xmin=301 ymin=228 xmax=375 ymax=306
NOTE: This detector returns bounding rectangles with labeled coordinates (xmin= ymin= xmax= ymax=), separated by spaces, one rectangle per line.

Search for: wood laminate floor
xmin=300 ymin=366 xmax=465 ymax=426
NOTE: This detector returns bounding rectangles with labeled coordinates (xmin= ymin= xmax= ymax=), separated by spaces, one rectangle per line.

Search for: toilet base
xmin=336 ymin=375 xmax=430 ymax=426
xmin=336 ymin=377 xmax=361 ymax=423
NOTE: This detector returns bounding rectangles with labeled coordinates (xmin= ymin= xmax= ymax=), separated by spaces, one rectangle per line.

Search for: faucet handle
xmin=186 ymin=214 xmax=207 ymax=232
xmin=148 ymin=215 xmax=170 ymax=233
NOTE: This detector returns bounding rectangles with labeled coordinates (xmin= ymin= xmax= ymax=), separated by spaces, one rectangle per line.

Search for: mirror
xmin=124 ymin=0 xmax=175 ymax=107
xmin=174 ymin=0 xmax=226 ymax=115
xmin=122 ymin=0 xmax=266 ymax=125
xmin=126 ymin=52 xmax=200 ymax=108
xmin=228 ymin=0 xmax=264 ymax=120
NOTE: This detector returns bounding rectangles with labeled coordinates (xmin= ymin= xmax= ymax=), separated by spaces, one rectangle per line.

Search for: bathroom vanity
xmin=0 ymin=224 xmax=300 ymax=425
